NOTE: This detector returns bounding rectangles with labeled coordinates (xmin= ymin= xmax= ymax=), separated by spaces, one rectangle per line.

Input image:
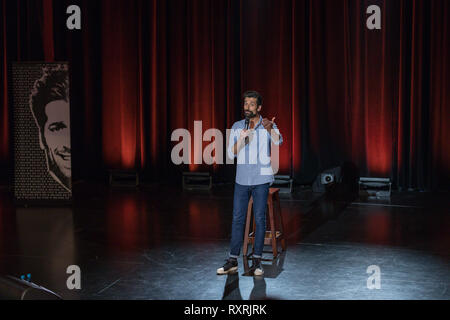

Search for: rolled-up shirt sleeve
xmin=227 ymin=122 xmax=240 ymax=159
xmin=270 ymin=122 xmax=283 ymax=146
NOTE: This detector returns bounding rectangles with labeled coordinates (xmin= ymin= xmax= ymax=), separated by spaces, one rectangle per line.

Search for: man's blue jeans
xmin=229 ymin=182 xmax=269 ymax=259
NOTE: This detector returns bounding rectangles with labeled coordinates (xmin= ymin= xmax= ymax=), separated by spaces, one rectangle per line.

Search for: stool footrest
xmin=248 ymin=231 xmax=283 ymax=244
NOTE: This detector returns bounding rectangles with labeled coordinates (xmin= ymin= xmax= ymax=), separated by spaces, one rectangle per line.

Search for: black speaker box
xmin=312 ymin=163 xmax=359 ymax=197
xmin=312 ymin=166 xmax=342 ymax=193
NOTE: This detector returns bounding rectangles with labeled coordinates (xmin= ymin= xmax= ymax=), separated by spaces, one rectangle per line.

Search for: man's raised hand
xmin=262 ymin=117 xmax=276 ymax=132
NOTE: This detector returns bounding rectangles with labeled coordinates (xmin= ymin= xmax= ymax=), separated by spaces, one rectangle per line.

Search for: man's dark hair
xmin=30 ymin=65 xmax=69 ymax=132
xmin=243 ymin=90 xmax=262 ymax=106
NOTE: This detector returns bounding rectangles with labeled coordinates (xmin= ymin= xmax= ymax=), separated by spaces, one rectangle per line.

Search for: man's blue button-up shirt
xmin=227 ymin=115 xmax=283 ymax=186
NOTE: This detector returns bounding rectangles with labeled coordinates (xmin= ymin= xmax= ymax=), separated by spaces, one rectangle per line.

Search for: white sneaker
xmin=253 ymin=258 xmax=264 ymax=276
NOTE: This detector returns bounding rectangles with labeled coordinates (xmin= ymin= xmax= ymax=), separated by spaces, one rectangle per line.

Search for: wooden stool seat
xmin=243 ymin=187 xmax=286 ymax=258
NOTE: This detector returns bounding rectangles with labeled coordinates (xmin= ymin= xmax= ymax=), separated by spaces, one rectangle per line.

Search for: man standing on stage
xmin=217 ymin=90 xmax=283 ymax=276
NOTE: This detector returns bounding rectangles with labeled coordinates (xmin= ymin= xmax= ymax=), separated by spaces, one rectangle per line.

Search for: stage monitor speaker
xmin=0 ymin=275 xmax=62 ymax=300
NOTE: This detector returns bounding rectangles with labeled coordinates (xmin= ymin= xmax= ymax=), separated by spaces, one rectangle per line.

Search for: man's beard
xmin=244 ymin=110 xmax=258 ymax=119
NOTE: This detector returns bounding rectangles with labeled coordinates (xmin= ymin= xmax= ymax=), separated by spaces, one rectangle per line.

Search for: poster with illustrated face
xmin=11 ymin=63 xmax=72 ymax=202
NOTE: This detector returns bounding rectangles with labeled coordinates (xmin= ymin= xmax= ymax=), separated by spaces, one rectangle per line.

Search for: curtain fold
xmin=0 ymin=0 xmax=449 ymax=190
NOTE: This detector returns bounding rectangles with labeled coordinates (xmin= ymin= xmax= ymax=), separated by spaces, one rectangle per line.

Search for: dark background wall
xmin=1 ymin=0 xmax=449 ymax=190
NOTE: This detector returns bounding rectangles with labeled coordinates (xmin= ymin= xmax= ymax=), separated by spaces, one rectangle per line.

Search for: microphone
xmin=244 ymin=116 xmax=250 ymax=144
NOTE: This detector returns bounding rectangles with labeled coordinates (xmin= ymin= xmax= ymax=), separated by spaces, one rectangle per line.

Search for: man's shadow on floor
xmin=222 ymin=252 xmax=286 ymax=300
xmin=222 ymin=273 xmax=267 ymax=300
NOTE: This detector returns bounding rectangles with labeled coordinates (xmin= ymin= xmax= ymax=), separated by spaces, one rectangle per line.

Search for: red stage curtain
xmin=0 ymin=0 xmax=449 ymax=190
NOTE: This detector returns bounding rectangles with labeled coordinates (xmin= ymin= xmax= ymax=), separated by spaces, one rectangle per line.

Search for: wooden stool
xmin=243 ymin=188 xmax=286 ymax=258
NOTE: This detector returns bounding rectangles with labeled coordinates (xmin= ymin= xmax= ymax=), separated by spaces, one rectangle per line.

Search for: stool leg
xmin=268 ymin=196 xmax=278 ymax=258
xmin=243 ymin=198 xmax=253 ymax=257
xmin=276 ymin=192 xmax=287 ymax=251
xmin=251 ymin=205 xmax=256 ymax=255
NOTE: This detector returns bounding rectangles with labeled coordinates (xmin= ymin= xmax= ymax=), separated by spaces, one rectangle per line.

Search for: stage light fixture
xmin=358 ymin=177 xmax=391 ymax=199
xmin=272 ymin=175 xmax=293 ymax=193
xmin=182 ymin=172 xmax=212 ymax=190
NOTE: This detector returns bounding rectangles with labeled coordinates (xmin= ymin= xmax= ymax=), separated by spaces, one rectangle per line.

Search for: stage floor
xmin=0 ymin=182 xmax=449 ymax=300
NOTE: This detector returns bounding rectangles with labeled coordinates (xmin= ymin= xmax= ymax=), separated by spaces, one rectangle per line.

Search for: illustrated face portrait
xmin=30 ymin=65 xmax=72 ymax=192
xmin=43 ymin=100 xmax=71 ymax=181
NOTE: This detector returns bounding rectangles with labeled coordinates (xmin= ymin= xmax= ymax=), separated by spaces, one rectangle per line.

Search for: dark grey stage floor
xmin=0 ymin=182 xmax=449 ymax=300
